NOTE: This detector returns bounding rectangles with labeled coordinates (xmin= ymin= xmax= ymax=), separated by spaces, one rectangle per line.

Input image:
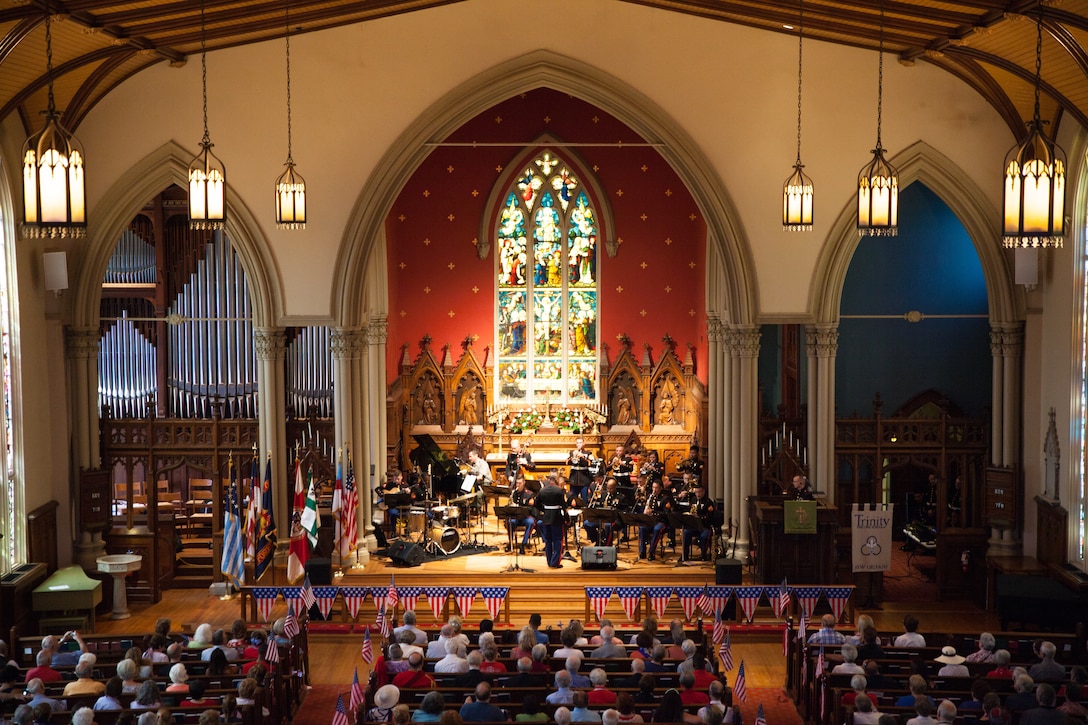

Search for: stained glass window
xmin=0 ymin=203 xmax=16 ymax=571
xmin=496 ymin=151 xmax=599 ymax=405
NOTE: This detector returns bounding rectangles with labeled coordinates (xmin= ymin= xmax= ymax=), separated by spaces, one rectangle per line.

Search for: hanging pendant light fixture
xmin=1002 ymin=5 xmax=1065 ymax=248
xmin=857 ymin=0 xmax=898 ymax=237
xmin=188 ymin=0 xmax=226 ymax=230
xmin=783 ymin=0 xmax=813 ymax=231
xmin=275 ymin=0 xmax=306 ymax=229
xmin=21 ymin=0 xmax=86 ymax=240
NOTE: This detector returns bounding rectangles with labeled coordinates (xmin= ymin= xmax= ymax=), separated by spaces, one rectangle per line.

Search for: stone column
xmin=989 ymin=322 xmax=1023 ymax=556
xmin=805 ymin=326 xmax=819 ymax=481
xmin=67 ymin=327 xmax=104 ymax=570
xmin=989 ymin=328 xmax=1005 ymax=466
xmin=733 ymin=325 xmax=760 ymax=556
xmin=254 ymin=328 xmax=288 ymax=536
xmin=366 ymin=317 xmax=389 ymax=548
xmin=706 ymin=317 xmax=725 ymax=506
xmin=331 ymin=327 xmax=372 ymax=559
xmin=814 ymin=324 xmax=838 ymax=502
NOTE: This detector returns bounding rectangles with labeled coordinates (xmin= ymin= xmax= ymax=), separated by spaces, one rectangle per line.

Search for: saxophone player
xmin=583 ymin=476 xmax=621 ymax=545
xmin=638 ymin=479 xmax=672 ymax=561
xmin=682 ymin=479 xmax=716 ymax=561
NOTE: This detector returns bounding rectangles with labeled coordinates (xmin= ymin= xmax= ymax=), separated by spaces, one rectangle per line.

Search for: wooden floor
xmin=89 ymin=524 xmax=1004 ymax=695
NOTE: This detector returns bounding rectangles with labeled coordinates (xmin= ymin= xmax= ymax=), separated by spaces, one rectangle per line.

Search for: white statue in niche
xmin=1043 ymin=407 xmax=1059 ymax=501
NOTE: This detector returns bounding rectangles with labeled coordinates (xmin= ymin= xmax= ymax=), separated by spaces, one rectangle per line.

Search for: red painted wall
xmin=386 ymin=88 xmax=707 ymax=385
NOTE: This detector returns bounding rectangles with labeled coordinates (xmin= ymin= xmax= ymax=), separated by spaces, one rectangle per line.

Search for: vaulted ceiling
xmin=1 ymin=0 xmax=1086 ymax=142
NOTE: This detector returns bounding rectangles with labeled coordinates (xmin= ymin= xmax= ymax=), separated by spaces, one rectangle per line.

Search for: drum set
xmin=397 ymin=494 xmax=479 ymax=557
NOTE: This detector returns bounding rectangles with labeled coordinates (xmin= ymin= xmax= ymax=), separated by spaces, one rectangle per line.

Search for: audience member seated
xmin=202 ymin=629 xmax=239 ymax=662
xmin=652 ymin=688 xmax=700 ymax=724
xmin=205 ymin=648 xmax=236 ymax=677
xmin=842 ymin=675 xmax=868 ymax=708
xmin=832 ymin=645 xmax=865 ymax=675
xmin=1029 ymin=643 xmax=1067 ymax=682
xmin=936 ymin=647 xmax=969 ymax=678
xmin=570 ymin=691 xmax=600 ymax=723
xmin=863 ymin=660 xmax=897 ymax=691
xmin=11 ymin=705 xmax=32 ymax=725
xmin=847 ymin=616 xmax=878 ymax=647
xmin=616 ymin=693 xmax=643 ymax=724
xmin=428 ymin=625 xmax=458 ymax=659
xmin=987 ymin=650 xmax=1014 ymax=679
xmin=906 ymin=696 xmax=937 ymax=725
xmin=893 ymin=615 xmax=926 ymax=647
xmin=618 ymin=660 xmax=646 ymax=689
xmin=629 ymin=617 xmax=663 ymax=648
xmin=1006 ymin=675 xmax=1039 ymax=713
xmin=588 ymin=668 xmax=617 ymax=705
xmin=554 ymin=707 xmax=572 ymax=725
xmin=631 ymin=633 xmax=654 ymax=661
xmin=93 ymin=676 xmax=123 ymax=711
xmin=690 ymin=654 xmax=717 ymax=688
xmin=516 ymin=694 xmax=547 ymax=723
xmin=43 ymin=631 xmax=89 ymax=667
xmin=634 ymin=675 xmax=656 ymax=706
xmin=664 ymin=622 xmax=686 ymax=659
xmin=698 ymin=681 xmax=728 ymax=721
xmin=144 ymin=635 xmax=169 ymax=666
xmin=554 ymin=628 xmax=580 ymax=660
xmin=180 ymin=679 xmax=214 ymax=709
xmin=566 ymin=656 xmax=591 ymax=689
xmin=1058 ymin=682 xmax=1087 ymax=721
xmin=454 ymin=651 xmax=488 ymax=688
xmin=384 ymin=644 xmax=409 ymax=680
xmin=166 ymin=663 xmax=190 ymax=693
xmin=31 ymin=702 xmax=52 ymax=725
xmin=506 ymin=658 xmax=537 ymax=688
xmin=392 ymin=653 xmax=435 ymax=689
xmin=853 ymin=694 xmax=881 ymax=725
xmin=967 ymin=633 xmax=998 ymax=664
xmin=1020 ymin=684 xmax=1068 ymax=725
xmin=678 ymin=672 xmax=709 ymax=705
xmin=935 ymin=700 xmax=958 ymax=725
xmin=0 ymin=667 xmax=27 ymax=707
xmin=643 ymin=646 xmax=668 ymax=673
xmin=857 ymin=628 xmax=885 ymax=661
xmin=63 ymin=659 xmax=106 ymax=697
xmin=589 ymin=620 xmax=623 ymax=647
xmin=547 ymin=670 xmax=575 ymax=705
xmin=412 ymin=692 xmax=446 ymax=723
xmin=123 ymin=647 xmax=152 ymax=679
xmin=190 ymin=624 xmax=214 ymax=650
xmin=896 ymin=675 xmax=936 ymax=708
xmin=480 ymin=646 xmax=506 ymax=674
xmin=459 ymin=682 xmax=507 ymax=723
xmin=449 ymin=616 xmax=470 ymax=650
xmin=71 ymin=707 xmax=94 ymax=725
xmin=25 ymin=651 xmax=61 ymax=684
xmin=528 ymin=614 xmax=549 ymax=646
xmin=809 ymin=615 xmax=846 ymax=647
xmin=959 ymin=679 xmax=993 ymax=712
xmin=397 ymin=630 xmax=425 ymax=660
xmin=530 ymin=644 xmax=551 ymax=673
xmin=393 ymin=704 xmax=412 ymax=725
xmin=435 ymin=638 xmax=469 ymax=674
xmin=394 ymin=611 xmax=428 ymax=647
xmin=130 ymin=679 xmax=162 ymax=710
xmin=26 ymin=678 xmax=64 ymax=712
xmin=368 ymin=684 xmax=400 ymax=723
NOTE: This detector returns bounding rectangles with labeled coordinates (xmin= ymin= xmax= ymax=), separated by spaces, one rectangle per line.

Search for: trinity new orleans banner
xmin=851 ymin=503 xmax=894 ymax=572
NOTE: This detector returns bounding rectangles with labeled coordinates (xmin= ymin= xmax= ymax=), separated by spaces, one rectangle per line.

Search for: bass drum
xmin=429 ymin=525 xmax=460 ymax=555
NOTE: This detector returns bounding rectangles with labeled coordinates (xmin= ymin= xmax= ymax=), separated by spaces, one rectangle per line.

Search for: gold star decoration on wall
xmin=616 ymin=285 xmax=624 ymax=293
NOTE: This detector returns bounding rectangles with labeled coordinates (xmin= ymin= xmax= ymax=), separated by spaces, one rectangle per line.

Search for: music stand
xmin=382 ymin=493 xmax=413 ymax=538
xmin=668 ymin=512 xmax=706 ymax=567
xmin=495 ymin=505 xmax=535 ymax=573
xmin=583 ymin=508 xmax=619 ymax=546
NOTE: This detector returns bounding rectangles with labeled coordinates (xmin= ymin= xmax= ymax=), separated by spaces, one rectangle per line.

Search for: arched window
xmin=495 ymin=150 xmax=599 ymax=406
xmin=0 ymin=195 xmax=19 ymax=571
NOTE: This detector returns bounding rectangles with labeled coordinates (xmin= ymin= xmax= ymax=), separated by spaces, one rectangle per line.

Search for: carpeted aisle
xmin=292 ymin=685 xmax=804 ymax=725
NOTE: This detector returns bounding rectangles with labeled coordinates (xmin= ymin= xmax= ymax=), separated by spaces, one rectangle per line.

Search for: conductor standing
xmin=537 ymin=475 xmax=567 ymax=569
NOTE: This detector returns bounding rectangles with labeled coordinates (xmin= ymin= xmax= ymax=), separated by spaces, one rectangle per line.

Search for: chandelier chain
xmin=44 ymin=0 xmax=56 ymax=114
xmin=795 ymin=0 xmax=804 ymax=165
xmin=200 ymin=0 xmax=209 ymax=145
xmin=1033 ymin=3 xmax=1042 ymax=125
xmin=876 ymin=0 xmax=884 ymax=149
xmin=285 ymin=0 xmax=293 ymax=163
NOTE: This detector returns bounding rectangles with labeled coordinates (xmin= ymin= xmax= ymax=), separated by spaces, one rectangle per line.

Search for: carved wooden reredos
xmin=389 ymin=333 xmax=706 ymax=471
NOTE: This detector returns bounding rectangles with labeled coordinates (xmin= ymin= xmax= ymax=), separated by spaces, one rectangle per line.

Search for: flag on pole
xmin=301 ymin=467 xmax=320 ymax=547
xmin=719 ymin=628 xmax=734 ymax=671
xmin=777 ymin=579 xmax=790 ymax=618
xmin=265 ymin=637 xmax=280 ymax=664
xmin=287 ymin=457 xmax=309 ymax=583
xmin=301 ymin=575 xmax=317 ymax=610
xmin=733 ymin=660 xmax=748 ymax=702
xmin=797 ymin=612 xmax=808 ymax=642
xmin=341 ymin=455 xmax=359 ymax=559
xmin=332 ymin=693 xmax=350 ymax=725
xmin=284 ymin=604 xmax=300 ymax=639
xmin=244 ymin=452 xmax=260 ymax=558
xmin=332 ymin=450 xmax=344 ymax=555
xmin=360 ymin=628 xmax=374 ymax=664
xmin=221 ymin=457 xmax=245 ymax=588
xmin=713 ymin=611 xmax=725 ymax=645
xmin=385 ymin=575 xmax=399 ymax=614
xmin=254 ymin=456 xmax=277 ymax=581
xmin=755 ymin=702 xmax=767 ymax=725
xmin=350 ymin=668 xmax=364 ymax=713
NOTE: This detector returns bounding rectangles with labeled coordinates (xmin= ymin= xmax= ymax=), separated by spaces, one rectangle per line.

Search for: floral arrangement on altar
xmin=510 ymin=410 xmax=544 ymax=433
xmin=553 ymin=409 xmax=579 ymax=430
xmin=508 ymin=408 xmax=582 ymax=433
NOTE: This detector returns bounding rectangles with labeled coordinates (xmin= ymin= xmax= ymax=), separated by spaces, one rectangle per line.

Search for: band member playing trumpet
xmin=682 ymin=479 xmax=716 ymax=561
xmin=583 ymin=476 xmax=621 ymax=545
xmin=638 ymin=478 xmax=673 ymax=561
xmin=639 ymin=450 xmax=664 ymax=485
xmin=677 ymin=443 xmax=704 ymax=479
xmin=506 ymin=474 xmax=538 ymax=554
xmin=567 ymin=437 xmax=595 ymax=503
xmin=609 ymin=444 xmax=633 ymax=487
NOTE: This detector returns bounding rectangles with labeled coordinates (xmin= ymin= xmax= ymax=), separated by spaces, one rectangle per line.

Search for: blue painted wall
xmin=836 ymin=183 xmax=991 ymax=417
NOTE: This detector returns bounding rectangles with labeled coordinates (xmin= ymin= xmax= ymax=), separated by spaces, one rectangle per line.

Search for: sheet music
xmin=461 ymin=475 xmax=477 ymax=492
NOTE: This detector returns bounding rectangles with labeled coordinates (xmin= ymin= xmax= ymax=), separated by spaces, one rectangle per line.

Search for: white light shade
xmin=188 ymin=142 xmax=226 ymax=230
xmin=783 ymin=163 xmax=813 ymax=231
xmin=857 ymin=148 xmax=899 ymax=237
xmin=275 ymin=162 xmax=307 ymax=229
xmin=22 ymin=113 xmax=86 ymax=239
xmin=1003 ymin=123 xmax=1066 ymax=248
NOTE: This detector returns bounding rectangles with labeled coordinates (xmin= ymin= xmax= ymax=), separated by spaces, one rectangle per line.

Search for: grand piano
xmin=409 ymin=434 xmax=463 ymax=499
xmin=32 ymin=566 xmax=103 ymax=633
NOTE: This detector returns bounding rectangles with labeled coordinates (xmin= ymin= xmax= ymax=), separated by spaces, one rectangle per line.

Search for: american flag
xmin=221 ymin=457 xmax=245 ymax=587
xmin=815 ymin=648 xmax=826 ymax=716
xmin=425 ymin=587 xmax=449 ymax=620
xmin=755 ymin=702 xmax=767 ymax=725
xmin=676 ymin=586 xmax=705 ymax=621
xmin=824 ymin=587 xmax=852 ymax=622
xmin=341 ymin=587 xmax=369 ymax=619
xmin=341 ymin=457 xmax=359 ymax=559
xmin=453 ymin=586 xmax=477 ymax=617
xmin=384 ymin=575 xmax=399 ymax=614
xmin=645 ymin=586 xmax=674 ymax=619
xmin=777 ymin=579 xmax=790 ymax=618
xmin=734 ymin=586 xmax=764 ymax=624
xmin=713 ymin=611 xmax=725 ymax=645
xmin=331 ymin=452 xmax=343 ymax=553
xmin=796 ymin=613 xmax=807 ymax=642
xmin=377 ymin=608 xmax=391 ymax=639
xmin=244 ymin=453 xmax=260 ymax=558
xmin=616 ymin=587 xmax=643 ymax=622
xmin=718 ymin=629 xmax=734 ymax=671
xmin=301 ymin=575 xmax=317 ymax=610
xmin=350 ymin=668 xmax=364 ymax=714
xmin=733 ymin=660 xmax=747 ymax=702
xmin=252 ymin=587 xmax=280 ymax=622
xmin=399 ymin=587 xmax=422 ymax=613
xmin=360 ymin=627 xmax=374 ymax=664
xmin=284 ymin=604 xmax=300 ymax=639
xmin=702 ymin=586 xmax=733 ymax=620
xmin=793 ymin=586 xmax=823 ymax=619
xmin=265 ymin=637 xmax=280 ymax=664
xmin=586 ymin=587 xmax=614 ymax=621
xmin=783 ymin=621 xmax=790 ymax=657
xmin=332 ymin=693 xmax=350 ymax=725
xmin=481 ymin=587 xmax=509 ymax=620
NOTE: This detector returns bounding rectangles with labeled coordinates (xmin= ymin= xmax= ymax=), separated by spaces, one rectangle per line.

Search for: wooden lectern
xmin=748 ymin=496 xmax=838 ymax=584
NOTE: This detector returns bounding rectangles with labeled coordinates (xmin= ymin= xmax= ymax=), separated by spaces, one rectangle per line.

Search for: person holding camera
xmin=41 ymin=631 xmax=87 ymax=667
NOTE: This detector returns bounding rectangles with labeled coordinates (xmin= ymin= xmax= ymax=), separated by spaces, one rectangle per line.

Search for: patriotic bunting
xmin=701 ymin=586 xmax=733 ymax=619
xmin=252 ymin=587 xmax=280 ymax=622
xmin=823 ymin=587 xmax=852 ymax=622
xmin=282 ymin=587 xmax=302 ymax=613
xmin=675 ymin=586 xmax=705 ymax=621
xmin=453 ymin=586 xmax=477 ymax=617
xmin=398 ymin=586 xmax=423 ymax=613
xmin=585 ymin=586 xmax=614 ymax=621
xmin=645 ymin=586 xmax=674 ymax=619
xmin=359 ymin=627 xmax=374 ymax=665
xmin=313 ymin=586 xmax=339 ymax=619
xmin=481 ymin=587 xmax=509 ymax=620
xmin=424 ymin=587 xmax=450 ymax=620
xmin=734 ymin=660 xmax=748 ymax=702
xmin=793 ymin=586 xmax=823 ymax=619
xmin=616 ymin=587 xmax=644 ymax=622
xmin=341 ymin=587 xmax=369 ymax=619
xmin=734 ymin=586 xmax=764 ymax=624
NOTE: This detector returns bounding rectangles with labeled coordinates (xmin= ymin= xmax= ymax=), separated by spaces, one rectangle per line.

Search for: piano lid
xmin=410 ymin=434 xmax=460 ymax=477
xmin=33 ymin=565 xmax=103 ymax=612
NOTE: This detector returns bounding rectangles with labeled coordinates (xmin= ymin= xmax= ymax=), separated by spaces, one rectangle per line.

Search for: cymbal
xmin=449 ymin=492 xmax=478 ymax=504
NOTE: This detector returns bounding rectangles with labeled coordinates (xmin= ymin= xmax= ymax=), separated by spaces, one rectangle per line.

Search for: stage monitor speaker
xmin=388 ymin=540 xmax=425 ymax=567
xmin=581 ymin=546 xmax=617 ymax=570
xmin=715 ymin=558 xmax=743 ymax=619
xmin=306 ymin=557 xmax=332 ymax=585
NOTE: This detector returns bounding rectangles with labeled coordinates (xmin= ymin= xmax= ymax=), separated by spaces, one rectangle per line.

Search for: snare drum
xmin=442 ymin=505 xmax=460 ymax=524
xmin=429 ymin=525 xmax=460 ymax=554
xmin=407 ymin=508 xmax=427 ymax=534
